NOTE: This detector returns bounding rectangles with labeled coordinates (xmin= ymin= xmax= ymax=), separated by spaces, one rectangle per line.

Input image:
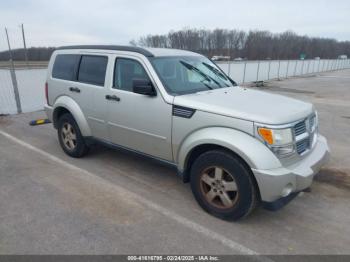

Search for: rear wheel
xmin=57 ymin=113 xmax=89 ymax=158
xmin=190 ymin=150 xmax=258 ymax=220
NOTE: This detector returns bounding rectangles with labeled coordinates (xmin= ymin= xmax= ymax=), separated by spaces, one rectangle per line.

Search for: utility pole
xmin=21 ymin=23 xmax=29 ymax=67
xmin=5 ymin=27 xmax=22 ymax=114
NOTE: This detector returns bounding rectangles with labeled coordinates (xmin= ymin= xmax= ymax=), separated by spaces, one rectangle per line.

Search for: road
xmin=0 ymin=69 xmax=350 ymax=255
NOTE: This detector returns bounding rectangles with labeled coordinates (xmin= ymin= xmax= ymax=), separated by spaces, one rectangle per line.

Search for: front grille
xmin=293 ymin=114 xmax=317 ymax=155
xmin=294 ymin=121 xmax=306 ymax=136
xmin=296 ymin=138 xmax=310 ymax=154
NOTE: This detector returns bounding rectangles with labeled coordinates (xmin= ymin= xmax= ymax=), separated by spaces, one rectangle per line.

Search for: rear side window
xmin=52 ymin=54 xmax=80 ymax=81
xmin=78 ymin=56 xmax=108 ymax=86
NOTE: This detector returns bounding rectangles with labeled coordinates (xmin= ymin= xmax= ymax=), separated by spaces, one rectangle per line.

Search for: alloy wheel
xmin=199 ymin=166 xmax=239 ymax=209
xmin=61 ymin=122 xmax=77 ymax=150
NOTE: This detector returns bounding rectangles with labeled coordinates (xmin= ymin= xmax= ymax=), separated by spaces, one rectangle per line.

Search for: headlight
xmin=257 ymin=128 xmax=293 ymax=145
xmin=257 ymin=127 xmax=295 ymax=157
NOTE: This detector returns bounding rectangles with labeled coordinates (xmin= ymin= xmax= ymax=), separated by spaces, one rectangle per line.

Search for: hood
xmin=173 ymin=87 xmax=314 ymax=125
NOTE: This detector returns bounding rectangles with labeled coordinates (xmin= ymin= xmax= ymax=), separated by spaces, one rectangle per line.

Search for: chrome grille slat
xmin=294 ymin=121 xmax=306 ymax=136
xmin=296 ymin=138 xmax=310 ymax=155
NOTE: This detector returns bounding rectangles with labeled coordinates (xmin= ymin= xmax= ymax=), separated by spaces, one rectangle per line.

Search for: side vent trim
xmin=173 ymin=105 xmax=196 ymax=119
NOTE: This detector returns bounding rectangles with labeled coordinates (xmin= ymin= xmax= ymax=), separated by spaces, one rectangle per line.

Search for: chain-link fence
xmin=0 ymin=67 xmax=46 ymax=115
xmin=0 ymin=69 xmax=17 ymax=114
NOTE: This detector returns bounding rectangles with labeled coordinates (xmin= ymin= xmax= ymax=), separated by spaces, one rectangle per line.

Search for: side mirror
xmin=133 ymin=79 xmax=156 ymax=96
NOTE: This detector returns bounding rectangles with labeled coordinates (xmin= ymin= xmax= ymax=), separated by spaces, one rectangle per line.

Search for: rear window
xmin=52 ymin=54 xmax=80 ymax=81
xmin=78 ymin=55 xmax=108 ymax=86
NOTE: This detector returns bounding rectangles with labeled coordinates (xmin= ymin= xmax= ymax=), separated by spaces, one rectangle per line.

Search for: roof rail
xmin=56 ymin=45 xmax=154 ymax=57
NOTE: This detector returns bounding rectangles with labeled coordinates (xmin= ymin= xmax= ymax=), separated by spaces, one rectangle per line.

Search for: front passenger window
xmin=114 ymin=58 xmax=150 ymax=92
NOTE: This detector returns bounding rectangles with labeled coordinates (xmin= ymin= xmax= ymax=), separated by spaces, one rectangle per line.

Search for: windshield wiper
xmin=202 ymin=62 xmax=228 ymax=80
xmin=180 ymin=60 xmax=221 ymax=89
xmin=202 ymin=62 xmax=237 ymax=86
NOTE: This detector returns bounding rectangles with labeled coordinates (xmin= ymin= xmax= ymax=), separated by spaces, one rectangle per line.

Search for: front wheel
xmin=190 ymin=150 xmax=259 ymax=220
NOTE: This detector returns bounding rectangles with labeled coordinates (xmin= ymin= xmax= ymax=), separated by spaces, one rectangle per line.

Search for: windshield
xmin=150 ymin=56 xmax=237 ymax=95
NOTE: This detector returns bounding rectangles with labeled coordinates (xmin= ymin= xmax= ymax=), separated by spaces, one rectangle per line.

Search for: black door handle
xmin=69 ymin=87 xmax=81 ymax=93
xmin=105 ymin=95 xmax=120 ymax=101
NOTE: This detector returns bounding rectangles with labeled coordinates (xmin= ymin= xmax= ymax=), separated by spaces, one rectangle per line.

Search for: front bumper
xmin=252 ymin=135 xmax=330 ymax=206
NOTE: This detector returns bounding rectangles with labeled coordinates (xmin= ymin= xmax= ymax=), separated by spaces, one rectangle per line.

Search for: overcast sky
xmin=1 ymin=0 xmax=349 ymax=51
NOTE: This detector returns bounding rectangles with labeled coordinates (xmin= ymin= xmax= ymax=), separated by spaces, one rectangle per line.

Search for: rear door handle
xmin=105 ymin=95 xmax=120 ymax=102
xmin=69 ymin=87 xmax=81 ymax=93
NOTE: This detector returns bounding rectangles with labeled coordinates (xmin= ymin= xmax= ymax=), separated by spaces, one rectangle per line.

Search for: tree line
xmin=131 ymin=28 xmax=350 ymax=60
xmin=1 ymin=29 xmax=349 ymax=61
xmin=0 ymin=47 xmax=56 ymax=61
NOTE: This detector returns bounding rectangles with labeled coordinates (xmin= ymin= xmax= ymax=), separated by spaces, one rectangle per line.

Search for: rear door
xmin=50 ymin=53 xmax=109 ymax=139
xmin=50 ymin=53 xmax=81 ymax=106
xmin=74 ymin=55 xmax=109 ymax=140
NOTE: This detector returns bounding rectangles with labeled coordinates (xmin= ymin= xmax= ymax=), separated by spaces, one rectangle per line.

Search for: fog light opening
xmin=281 ymin=183 xmax=293 ymax=197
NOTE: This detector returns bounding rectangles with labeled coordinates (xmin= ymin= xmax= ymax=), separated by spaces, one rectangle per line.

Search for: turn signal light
xmin=258 ymin=128 xmax=274 ymax=145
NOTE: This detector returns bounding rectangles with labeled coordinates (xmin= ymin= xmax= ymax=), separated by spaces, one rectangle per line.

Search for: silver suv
xmin=45 ymin=45 xmax=330 ymax=220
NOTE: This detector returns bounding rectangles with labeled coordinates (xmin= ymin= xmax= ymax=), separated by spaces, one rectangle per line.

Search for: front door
xmin=105 ymin=56 xmax=173 ymax=161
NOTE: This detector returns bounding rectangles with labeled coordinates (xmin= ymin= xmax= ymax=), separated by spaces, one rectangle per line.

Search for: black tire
xmin=57 ymin=113 xmax=89 ymax=158
xmin=190 ymin=150 xmax=259 ymax=221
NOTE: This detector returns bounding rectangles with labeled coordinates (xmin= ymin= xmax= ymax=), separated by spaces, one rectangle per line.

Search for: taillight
xmin=45 ymin=82 xmax=49 ymax=105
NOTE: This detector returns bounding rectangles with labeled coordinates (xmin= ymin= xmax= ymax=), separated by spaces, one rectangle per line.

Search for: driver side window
xmin=113 ymin=58 xmax=150 ymax=92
